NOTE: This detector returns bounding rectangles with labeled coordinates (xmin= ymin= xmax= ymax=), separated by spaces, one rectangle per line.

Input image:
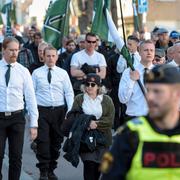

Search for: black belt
xmin=38 ymin=105 xmax=65 ymax=110
xmin=0 ymin=110 xmax=23 ymax=117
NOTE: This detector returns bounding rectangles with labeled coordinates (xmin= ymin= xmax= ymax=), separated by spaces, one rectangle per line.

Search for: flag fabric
xmin=91 ymin=0 xmax=113 ymax=42
xmin=104 ymin=5 xmax=134 ymax=68
xmin=43 ymin=0 xmax=70 ymax=49
xmin=132 ymin=0 xmax=139 ymax=32
xmin=1 ymin=0 xmax=13 ymax=36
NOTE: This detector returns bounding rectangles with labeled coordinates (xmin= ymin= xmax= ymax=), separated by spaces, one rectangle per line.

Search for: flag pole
xmin=119 ymin=0 xmax=146 ymax=96
xmin=119 ymin=0 xmax=126 ymax=46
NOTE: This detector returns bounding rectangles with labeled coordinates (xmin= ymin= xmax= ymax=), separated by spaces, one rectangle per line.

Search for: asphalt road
xmin=2 ymin=124 xmax=83 ymax=180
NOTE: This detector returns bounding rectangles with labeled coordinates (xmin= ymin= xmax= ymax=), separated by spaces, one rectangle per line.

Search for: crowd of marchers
xmin=0 ymin=25 xmax=180 ymax=180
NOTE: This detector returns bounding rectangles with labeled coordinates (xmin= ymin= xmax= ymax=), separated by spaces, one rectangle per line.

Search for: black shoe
xmin=48 ymin=171 xmax=58 ymax=180
xmin=39 ymin=171 xmax=48 ymax=180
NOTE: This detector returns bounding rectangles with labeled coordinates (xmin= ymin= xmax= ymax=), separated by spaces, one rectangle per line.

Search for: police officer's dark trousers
xmin=0 ymin=111 xmax=25 ymax=180
xmin=36 ymin=105 xmax=65 ymax=173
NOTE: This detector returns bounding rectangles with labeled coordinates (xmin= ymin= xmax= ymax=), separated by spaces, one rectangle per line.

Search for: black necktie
xmin=144 ymin=68 xmax=149 ymax=84
xmin=131 ymin=54 xmax=134 ymax=64
xmin=5 ymin=64 xmax=11 ymax=86
xmin=144 ymin=68 xmax=149 ymax=74
xmin=47 ymin=68 xmax=52 ymax=84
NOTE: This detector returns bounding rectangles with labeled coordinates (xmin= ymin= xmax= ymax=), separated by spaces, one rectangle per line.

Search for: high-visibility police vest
xmin=126 ymin=117 xmax=180 ymax=180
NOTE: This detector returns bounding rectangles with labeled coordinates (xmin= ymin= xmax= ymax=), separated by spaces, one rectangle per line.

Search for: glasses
xmin=85 ymin=82 xmax=97 ymax=87
xmin=86 ymin=40 xmax=96 ymax=44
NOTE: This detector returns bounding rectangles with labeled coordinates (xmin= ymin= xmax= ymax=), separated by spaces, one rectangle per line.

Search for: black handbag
xmin=80 ymin=129 xmax=106 ymax=153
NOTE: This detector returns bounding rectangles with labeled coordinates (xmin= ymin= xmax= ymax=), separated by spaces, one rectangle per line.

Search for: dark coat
xmin=63 ymin=111 xmax=106 ymax=167
xmin=63 ymin=113 xmax=94 ymax=167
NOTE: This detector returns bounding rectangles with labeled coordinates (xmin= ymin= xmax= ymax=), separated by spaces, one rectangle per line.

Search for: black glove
xmin=81 ymin=63 xmax=96 ymax=74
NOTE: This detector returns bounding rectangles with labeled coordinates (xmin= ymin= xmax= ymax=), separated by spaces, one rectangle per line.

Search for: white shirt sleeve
xmin=62 ymin=72 xmax=74 ymax=111
xmin=23 ymin=69 xmax=38 ymax=127
xmin=118 ymin=68 xmax=136 ymax=104
xmin=70 ymin=53 xmax=79 ymax=67
xmin=98 ymin=53 xmax=107 ymax=67
xmin=116 ymin=55 xmax=127 ymax=73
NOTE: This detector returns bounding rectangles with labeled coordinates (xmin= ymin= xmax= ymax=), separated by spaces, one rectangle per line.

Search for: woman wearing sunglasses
xmin=67 ymin=73 xmax=115 ymax=180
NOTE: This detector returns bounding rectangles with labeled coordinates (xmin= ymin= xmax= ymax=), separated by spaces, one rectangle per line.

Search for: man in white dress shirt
xmin=0 ymin=37 xmax=38 ymax=180
xmin=32 ymin=45 xmax=74 ymax=180
xmin=116 ymin=35 xmax=141 ymax=73
xmin=119 ymin=40 xmax=155 ymax=118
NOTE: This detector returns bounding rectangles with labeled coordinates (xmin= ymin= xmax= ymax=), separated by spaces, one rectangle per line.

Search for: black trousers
xmin=0 ymin=111 xmax=25 ymax=180
xmin=36 ymin=106 xmax=65 ymax=172
xmin=83 ymin=160 xmax=101 ymax=180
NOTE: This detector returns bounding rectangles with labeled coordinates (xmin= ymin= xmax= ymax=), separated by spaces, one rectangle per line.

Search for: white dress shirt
xmin=32 ymin=65 xmax=74 ymax=111
xmin=116 ymin=51 xmax=141 ymax=73
xmin=0 ymin=59 xmax=38 ymax=127
xmin=118 ymin=63 xmax=154 ymax=116
xmin=82 ymin=93 xmax=103 ymax=119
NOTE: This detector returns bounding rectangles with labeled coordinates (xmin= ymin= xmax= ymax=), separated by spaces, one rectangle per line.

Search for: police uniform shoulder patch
xmin=100 ymin=152 xmax=114 ymax=174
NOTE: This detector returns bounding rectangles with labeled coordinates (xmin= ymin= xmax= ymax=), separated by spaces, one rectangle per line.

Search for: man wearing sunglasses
xmin=70 ymin=32 xmax=107 ymax=94
xmin=101 ymin=64 xmax=180 ymax=180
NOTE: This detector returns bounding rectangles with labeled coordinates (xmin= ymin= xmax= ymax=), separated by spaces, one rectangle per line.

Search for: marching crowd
xmin=0 ymin=25 xmax=180 ymax=180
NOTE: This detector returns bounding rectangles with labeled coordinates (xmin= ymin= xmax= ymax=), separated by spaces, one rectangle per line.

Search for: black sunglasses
xmin=86 ymin=40 xmax=96 ymax=44
xmin=85 ymin=82 xmax=97 ymax=87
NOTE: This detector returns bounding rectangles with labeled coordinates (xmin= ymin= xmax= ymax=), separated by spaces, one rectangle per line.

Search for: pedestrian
xmin=63 ymin=73 xmax=114 ymax=180
xmin=70 ymin=32 xmax=107 ymax=95
xmin=118 ymin=40 xmax=155 ymax=119
xmin=116 ymin=35 xmax=141 ymax=73
xmin=153 ymin=48 xmax=166 ymax=65
xmin=32 ymin=45 xmax=74 ymax=180
xmin=0 ymin=37 xmax=38 ymax=180
xmin=168 ymin=42 xmax=180 ymax=67
xmin=101 ymin=64 xmax=180 ymax=180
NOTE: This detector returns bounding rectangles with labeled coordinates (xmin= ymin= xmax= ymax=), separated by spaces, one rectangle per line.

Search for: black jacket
xmin=63 ymin=110 xmax=106 ymax=167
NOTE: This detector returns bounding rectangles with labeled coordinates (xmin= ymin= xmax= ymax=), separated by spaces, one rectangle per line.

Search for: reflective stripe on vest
xmin=126 ymin=117 xmax=180 ymax=180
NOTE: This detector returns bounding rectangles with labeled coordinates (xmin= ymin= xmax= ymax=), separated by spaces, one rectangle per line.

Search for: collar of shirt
xmin=1 ymin=58 xmax=16 ymax=68
xmin=44 ymin=64 xmax=57 ymax=71
xmin=130 ymin=51 xmax=139 ymax=56
xmin=135 ymin=62 xmax=154 ymax=73
xmin=84 ymin=93 xmax=103 ymax=102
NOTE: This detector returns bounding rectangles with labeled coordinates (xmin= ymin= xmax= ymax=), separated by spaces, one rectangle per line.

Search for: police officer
xmin=0 ymin=37 xmax=38 ymax=180
xmin=32 ymin=45 xmax=74 ymax=180
xmin=101 ymin=64 xmax=180 ymax=180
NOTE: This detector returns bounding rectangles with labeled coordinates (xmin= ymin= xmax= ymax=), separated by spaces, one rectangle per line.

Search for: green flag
xmin=132 ymin=0 xmax=139 ymax=32
xmin=106 ymin=8 xmax=146 ymax=95
xmin=43 ymin=0 xmax=70 ymax=49
xmin=91 ymin=0 xmax=113 ymax=42
xmin=1 ymin=0 xmax=13 ymax=36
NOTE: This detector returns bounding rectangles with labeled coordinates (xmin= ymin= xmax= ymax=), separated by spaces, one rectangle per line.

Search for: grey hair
xmin=80 ymin=84 xmax=108 ymax=95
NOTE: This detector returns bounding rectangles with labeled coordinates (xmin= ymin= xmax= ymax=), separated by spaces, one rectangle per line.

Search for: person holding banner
xmin=118 ymin=40 xmax=155 ymax=119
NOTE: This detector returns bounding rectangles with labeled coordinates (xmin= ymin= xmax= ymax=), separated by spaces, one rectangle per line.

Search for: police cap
xmin=144 ymin=64 xmax=180 ymax=84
